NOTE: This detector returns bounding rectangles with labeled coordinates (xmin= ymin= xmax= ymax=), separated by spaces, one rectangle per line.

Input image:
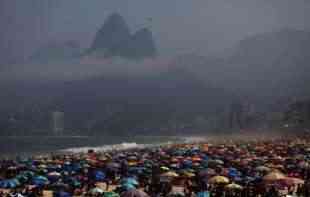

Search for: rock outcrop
xmin=88 ymin=13 xmax=157 ymax=59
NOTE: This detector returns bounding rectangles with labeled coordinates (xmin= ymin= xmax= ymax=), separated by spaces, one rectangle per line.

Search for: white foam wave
xmin=60 ymin=141 xmax=175 ymax=154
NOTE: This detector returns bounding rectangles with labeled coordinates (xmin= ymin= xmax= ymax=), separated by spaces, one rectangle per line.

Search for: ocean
xmin=0 ymin=135 xmax=182 ymax=158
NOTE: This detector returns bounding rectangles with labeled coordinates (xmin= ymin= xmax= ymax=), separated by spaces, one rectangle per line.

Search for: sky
xmin=0 ymin=0 xmax=310 ymax=65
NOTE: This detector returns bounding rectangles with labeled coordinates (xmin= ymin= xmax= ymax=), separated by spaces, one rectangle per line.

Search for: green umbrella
xmin=90 ymin=187 xmax=104 ymax=195
xmin=21 ymin=170 xmax=35 ymax=178
xmin=16 ymin=174 xmax=29 ymax=183
xmin=104 ymin=191 xmax=120 ymax=197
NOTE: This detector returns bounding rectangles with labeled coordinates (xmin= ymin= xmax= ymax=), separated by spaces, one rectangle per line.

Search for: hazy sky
xmin=1 ymin=0 xmax=310 ymax=64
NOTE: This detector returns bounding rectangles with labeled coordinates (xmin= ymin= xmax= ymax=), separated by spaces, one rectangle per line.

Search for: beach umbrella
xmin=278 ymin=177 xmax=304 ymax=186
xmin=182 ymin=160 xmax=193 ymax=168
xmin=54 ymin=191 xmax=72 ymax=197
xmin=161 ymin=171 xmax=179 ymax=178
xmin=32 ymin=176 xmax=49 ymax=186
xmin=0 ymin=179 xmax=20 ymax=188
xmin=198 ymin=169 xmax=214 ymax=178
xmin=107 ymin=162 xmax=121 ymax=169
xmin=104 ymin=191 xmax=120 ymax=197
xmin=94 ymin=170 xmax=106 ymax=181
xmin=192 ymin=157 xmax=202 ymax=162
xmin=263 ymin=171 xmax=286 ymax=182
xmin=128 ymin=167 xmax=145 ymax=175
xmin=50 ymin=182 xmax=70 ymax=191
xmin=8 ymin=166 xmax=18 ymax=170
xmin=160 ymin=166 xmax=170 ymax=171
xmin=128 ymin=156 xmax=138 ymax=161
xmin=255 ymin=166 xmax=271 ymax=172
xmin=48 ymin=171 xmax=61 ymax=176
xmin=16 ymin=174 xmax=29 ymax=183
xmin=225 ymin=183 xmax=243 ymax=190
xmin=298 ymin=161 xmax=309 ymax=169
xmin=120 ymin=189 xmax=150 ymax=197
xmin=38 ymin=164 xmax=47 ymax=169
xmin=90 ymin=187 xmax=104 ymax=195
xmin=170 ymin=163 xmax=180 ymax=170
xmin=120 ymin=183 xmax=137 ymax=191
xmin=48 ymin=171 xmax=62 ymax=182
xmin=168 ymin=193 xmax=185 ymax=197
xmin=181 ymin=171 xmax=195 ymax=178
xmin=209 ymin=176 xmax=229 ymax=184
xmin=128 ymin=161 xmax=138 ymax=166
xmin=21 ymin=170 xmax=35 ymax=178
xmin=121 ymin=177 xmax=139 ymax=186
xmin=98 ymin=156 xmax=109 ymax=161
xmin=196 ymin=191 xmax=210 ymax=197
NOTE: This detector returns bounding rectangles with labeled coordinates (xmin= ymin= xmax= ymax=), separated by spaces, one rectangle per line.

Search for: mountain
xmin=175 ymin=29 xmax=310 ymax=103
xmin=88 ymin=13 xmax=157 ymax=59
xmin=229 ymin=29 xmax=310 ymax=100
xmin=88 ymin=13 xmax=131 ymax=57
xmin=2 ymin=28 xmax=310 ymax=135
xmin=122 ymin=28 xmax=157 ymax=59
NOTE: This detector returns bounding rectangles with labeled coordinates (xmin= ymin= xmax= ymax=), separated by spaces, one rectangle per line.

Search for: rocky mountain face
xmin=88 ymin=13 xmax=157 ymax=59
xmin=89 ymin=13 xmax=131 ymax=57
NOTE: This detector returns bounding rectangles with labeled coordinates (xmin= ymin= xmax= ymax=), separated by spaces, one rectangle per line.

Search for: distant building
xmin=51 ymin=111 xmax=64 ymax=136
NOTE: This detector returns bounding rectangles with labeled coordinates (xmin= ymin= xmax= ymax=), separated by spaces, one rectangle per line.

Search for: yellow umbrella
xmin=160 ymin=166 xmax=170 ymax=171
xmin=209 ymin=176 xmax=229 ymax=184
xmin=255 ymin=166 xmax=271 ymax=172
xmin=225 ymin=183 xmax=243 ymax=190
xmin=181 ymin=171 xmax=195 ymax=178
xmin=128 ymin=161 xmax=138 ymax=166
xmin=161 ymin=171 xmax=179 ymax=178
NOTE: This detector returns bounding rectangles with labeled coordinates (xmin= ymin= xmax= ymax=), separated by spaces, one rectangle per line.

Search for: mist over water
xmin=0 ymin=1 xmax=310 ymax=155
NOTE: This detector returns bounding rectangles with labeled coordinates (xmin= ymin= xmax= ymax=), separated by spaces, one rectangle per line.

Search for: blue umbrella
xmin=197 ymin=191 xmax=210 ymax=197
xmin=54 ymin=191 xmax=72 ymax=197
xmin=32 ymin=176 xmax=49 ymax=186
xmin=0 ymin=179 xmax=20 ymax=188
xmin=72 ymin=163 xmax=82 ymax=171
xmin=182 ymin=160 xmax=193 ymax=168
xmin=94 ymin=170 xmax=106 ymax=181
xmin=128 ymin=167 xmax=145 ymax=175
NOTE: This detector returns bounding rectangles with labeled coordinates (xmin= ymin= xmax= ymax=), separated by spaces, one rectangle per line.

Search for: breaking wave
xmin=60 ymin=141 xmax=175 ymax=153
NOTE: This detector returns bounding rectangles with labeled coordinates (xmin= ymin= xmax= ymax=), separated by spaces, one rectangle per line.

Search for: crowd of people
xmin=1 ymin=134 xmax=310 ymax=196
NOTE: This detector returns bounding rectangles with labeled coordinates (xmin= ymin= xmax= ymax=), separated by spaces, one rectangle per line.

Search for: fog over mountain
xmin=1 ymin=1 xmax=310 ymax=135
xmin=1 ymin=0 xmax=310 ymax=64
